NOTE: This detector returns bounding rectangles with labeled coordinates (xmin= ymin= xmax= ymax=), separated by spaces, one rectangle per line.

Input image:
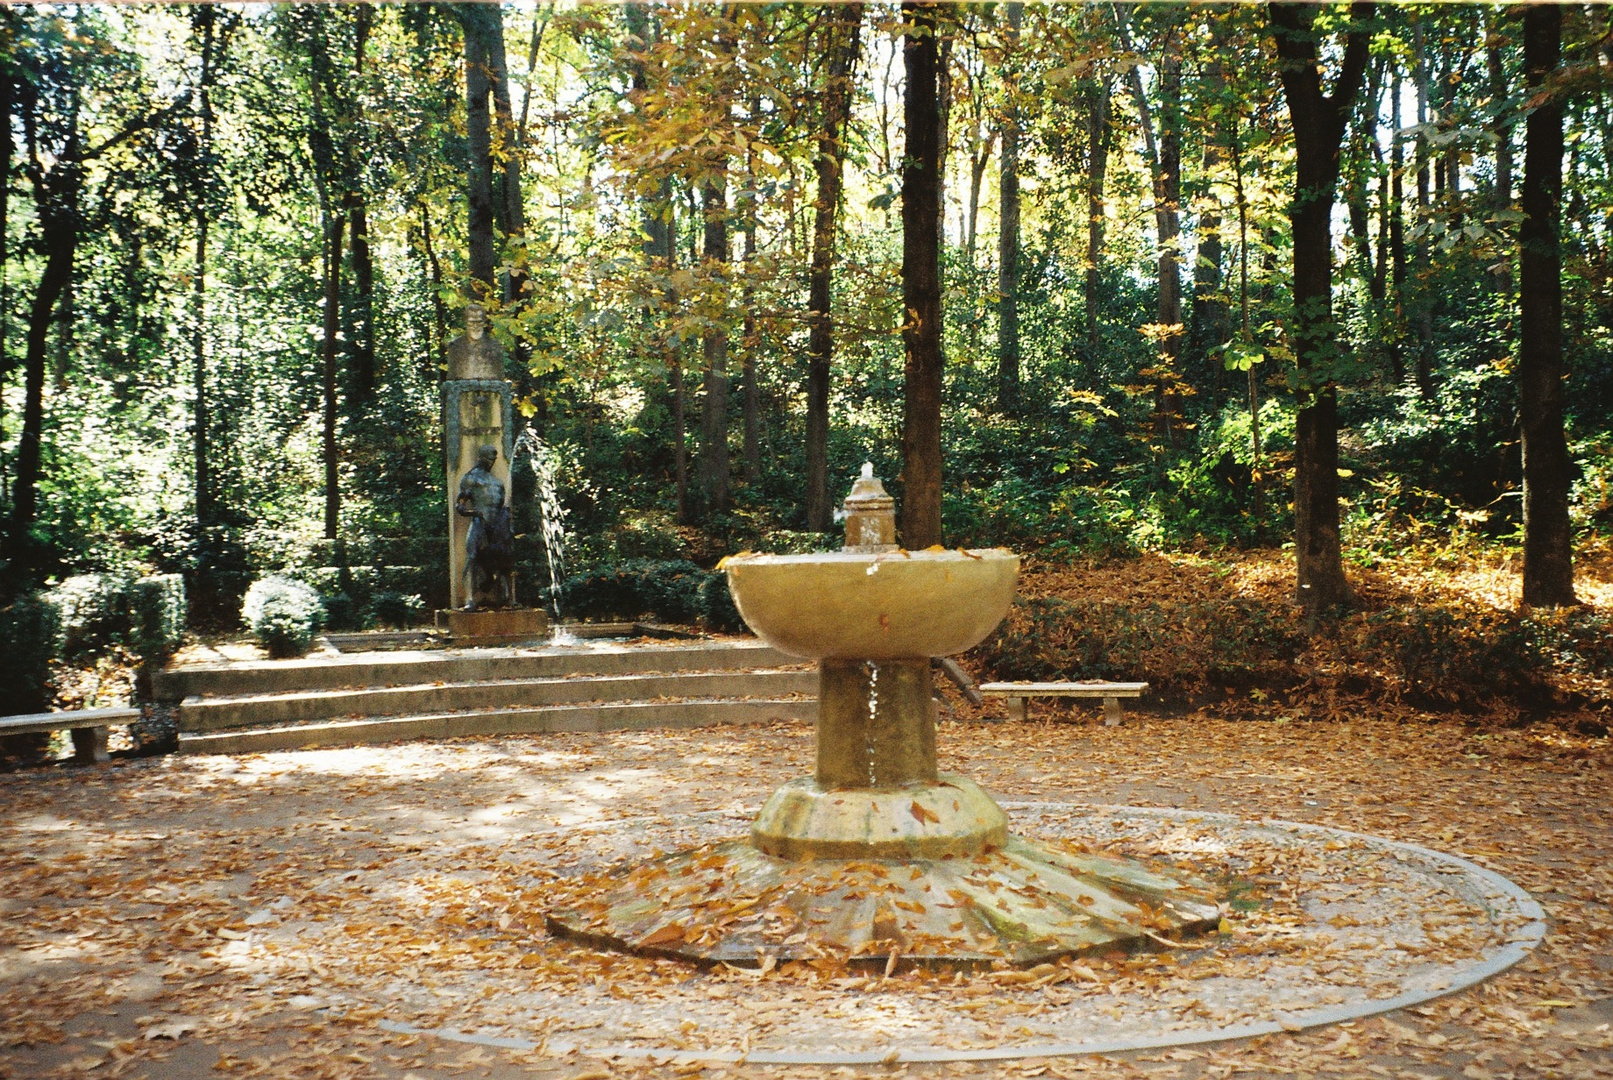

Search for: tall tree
xmin=1270 ymin=0 xmax=1374 ymax=619
xmin=6 ymin=13 xmax=167 ymax=552
xmin=460 ymin=3 xmax=498 ymax=298
xmin=346 ymin=5 xmax=376 ymax=404
xmin=189 ymin=6 xmax=221 ymax=533
xmin=1114 ymin=6 xmax=1185 ymax=447
xmin=696 ymin=10 xmax=735 ymax=519
xmin=1518 ymin=3 xmax=1575 ymax=606
xmin=1085 ymin=73 xmax=1110 ymax=349
xmin=804 ymin=3 xmax=864 ymax=531
xmin=901 ymin=1 xmax=944 ymax=549
xmin=996 ymin=1 xmax=1023 ymax=414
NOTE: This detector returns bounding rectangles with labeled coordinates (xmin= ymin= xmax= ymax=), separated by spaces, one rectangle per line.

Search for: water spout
xmin=512 ymin=427 xmax=568 ymax=619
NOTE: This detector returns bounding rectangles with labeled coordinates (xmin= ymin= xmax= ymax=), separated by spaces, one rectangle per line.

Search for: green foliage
xmin=241 ymin=576 xmax=326 ymax=658
xmin=1362 ymin=606 xmax=1546 ymax=707
xmin=129 ymin=575 xmax=187 ymax=669
xmin=979 ymin=595 xmax=1301 ymax=698
xmin=369 ymin=591 xmax=427 ymax=629
xmin=0 ymin=594 xmax=64 ymax=714
xmin=49 ymin=574 xmax=134 ymax=658
xmin=560 ymin=559 xmax=742 ymax=630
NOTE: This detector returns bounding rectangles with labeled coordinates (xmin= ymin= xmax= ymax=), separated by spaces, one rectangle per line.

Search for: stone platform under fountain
xmin=547 ymin=467 xmax=1221 ymax=965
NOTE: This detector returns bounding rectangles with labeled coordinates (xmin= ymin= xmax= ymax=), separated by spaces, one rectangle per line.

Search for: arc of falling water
xmin=513 ymin=427 xmax=568 ymax=619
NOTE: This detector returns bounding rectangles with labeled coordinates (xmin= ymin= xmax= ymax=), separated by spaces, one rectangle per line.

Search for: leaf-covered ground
xmin=1 ymin=707 xmax=1609 ymax=1080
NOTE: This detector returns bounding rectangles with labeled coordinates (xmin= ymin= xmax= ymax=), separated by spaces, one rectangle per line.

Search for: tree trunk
xmin=321 ymin=207 xmax=344 ymax=541
xmin=419 ymin=200 xmax=447 ymax=381
xmin=191 ymin=7 xmax=217 ymax=532
xmin=741 ymin=210 xmax=761 ymax=488
xmin=346 ymin=6 xmax=376 ymax=403
xmin=1518 ymin=3 xmax=1575 ymax=607
xmin=10 ymin=212 xmax=73 ymax=541
xmin=805 ymin=3 xmax=862 ymax=530
xmin=901 ymin=1 xmax=944 ymax=549
xmin=1488 ymin=20 xmax=1514 ymax=293
xmin=0 ymin=50 xmax=10 ymax=509
xmin=698 ymin=172 xmax=731 ymax=517
xmin=697 ymin=12 xmax=735 ymax=519
xmin=1085 ymin=75 xmax=1109 ymax=350
xmin=1193 ymin=55 xmax=1228 ymax=374
xmin=1270 ymin=1 xmax=1373 ymax=620
xmin=1115 ymin=7 xmax=1183 ymax=447
xmin=996 ymin=1 xmax=1022 ymax=414
xmin=461 ymin=3 xmax=497 ymax=299
xmin=1389 ymin=71 xmax=1407 ymax=385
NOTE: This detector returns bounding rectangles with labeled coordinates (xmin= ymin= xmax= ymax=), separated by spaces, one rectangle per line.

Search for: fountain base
xmin=750 ymin=775 xmax=1007 ymax=860
xmin=545 ymin=831 xmax=1221 ymax=968
xmin=435 ymin=607 xmax=549 ymax=645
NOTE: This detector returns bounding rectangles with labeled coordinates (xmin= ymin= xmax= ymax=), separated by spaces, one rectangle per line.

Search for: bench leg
xmin=1006 ymin=697 xmax=1026 ymax=723
xmin=70 ymin=727 xmax=109 ymax=764
xmin=1102 ymin=697 xmax=1123 ymax=727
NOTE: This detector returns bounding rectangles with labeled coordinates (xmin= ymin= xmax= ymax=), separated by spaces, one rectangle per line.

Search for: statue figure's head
xmin=476 ymin=444 xmax=498 ymax=470
xmin=466 ymin=304 xmax=487 ymax=340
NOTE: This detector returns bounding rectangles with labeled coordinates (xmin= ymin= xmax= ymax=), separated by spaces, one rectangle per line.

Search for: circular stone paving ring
xmin=362 ymin=805 xmax=1546 ymax=1067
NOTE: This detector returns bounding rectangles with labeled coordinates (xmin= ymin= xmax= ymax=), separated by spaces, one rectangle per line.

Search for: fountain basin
xmin=724 ymin=549 xmax=1019 ymax=661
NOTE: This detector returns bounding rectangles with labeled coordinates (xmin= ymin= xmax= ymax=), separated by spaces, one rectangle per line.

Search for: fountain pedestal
xmin=545 ymin=466 xmax=1221 ymax=966
xmin=751 ymin=658 xmax=1009 ymax=860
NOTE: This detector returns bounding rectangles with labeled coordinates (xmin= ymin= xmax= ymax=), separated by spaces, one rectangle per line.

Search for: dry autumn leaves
xmin=1 ymin=546 xmax=1610 ymax=1079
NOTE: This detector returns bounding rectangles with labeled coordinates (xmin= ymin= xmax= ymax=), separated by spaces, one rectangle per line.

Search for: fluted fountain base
xmin=545 ymin=830 xmax=1222 ymax=968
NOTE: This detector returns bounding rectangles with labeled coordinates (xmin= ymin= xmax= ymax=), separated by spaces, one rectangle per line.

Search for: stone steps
xmin=177 ymin=697 xmax=816 ymax=755
xmin=155 ymin=639 xmax=792 ymax=700
xmin=164 ymin=637 xmax=817 ymax=755
xmin=178 ymin=668 xmax=817 ymax=732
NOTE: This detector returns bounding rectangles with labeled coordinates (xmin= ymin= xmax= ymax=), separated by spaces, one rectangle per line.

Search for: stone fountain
xmin=547 ymin=466 xmax=1220 ymax=966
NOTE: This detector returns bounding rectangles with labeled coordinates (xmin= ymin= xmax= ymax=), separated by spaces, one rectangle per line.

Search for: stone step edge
xmin=176 ymin=698 xmax=817 ymax=755
xmin=178 ymin=667 xmax=815 ymax=709
xmin=156 ymin=640 xmax=793 ymax=699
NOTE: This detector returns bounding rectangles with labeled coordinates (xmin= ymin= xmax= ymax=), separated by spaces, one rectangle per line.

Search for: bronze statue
xmin=456 ymin=444 xmax=515 ymax=610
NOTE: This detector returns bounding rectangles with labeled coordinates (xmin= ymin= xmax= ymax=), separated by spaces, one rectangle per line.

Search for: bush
xmin=700 ymin=572 xmax=745 ymax=632
xmin=370 ymin=590 xmax=426 ymax=628
xmin=129 ymin=574 xmax=186 ymax=699
xmin=561 ymin=559 xmax=747 ymax=630
xmin=241 ymin=575 xmax=326 ymax=658
xmin=0 ymin=593 xmax=63 ymax=714
xmin=130 ymin=575 xmax=186 ymax=665
xmin=977 ymin=595 xmax=1302 ymax=699
xmin=50 ymin=573 xmax=132 ymax=657
xmin=320 ymin=592 xmax=364 ymax=632
xmin=1362 ymin=605 xmax=1549 ymax=707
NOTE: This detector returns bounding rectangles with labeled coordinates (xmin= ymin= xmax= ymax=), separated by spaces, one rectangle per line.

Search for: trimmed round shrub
xmin=241 ymin=576 xmax=325 ymax=658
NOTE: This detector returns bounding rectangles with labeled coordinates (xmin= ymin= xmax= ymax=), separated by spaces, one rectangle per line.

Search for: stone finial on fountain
xmin=843 ymin=463 xmax=897 ymax=552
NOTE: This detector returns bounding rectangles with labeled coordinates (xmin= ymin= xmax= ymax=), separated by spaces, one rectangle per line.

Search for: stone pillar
xmin=443 ymin=305 xmax=512 ymax=612
xmin=815 ymin=659 xmax=937 ymax=789
xmin=444 ymin=382 xmax=513 ymax=610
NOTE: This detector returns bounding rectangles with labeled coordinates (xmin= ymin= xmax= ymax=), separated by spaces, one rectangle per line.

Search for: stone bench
xmin=0 ymin=707 xmax=141 ymax=763
xmin=977 ymin=682 xmax=1149 ymax=727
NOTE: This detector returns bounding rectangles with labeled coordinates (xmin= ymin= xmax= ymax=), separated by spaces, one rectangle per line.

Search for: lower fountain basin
xmin=723 ymin=549 xmax=1019 ymax=660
